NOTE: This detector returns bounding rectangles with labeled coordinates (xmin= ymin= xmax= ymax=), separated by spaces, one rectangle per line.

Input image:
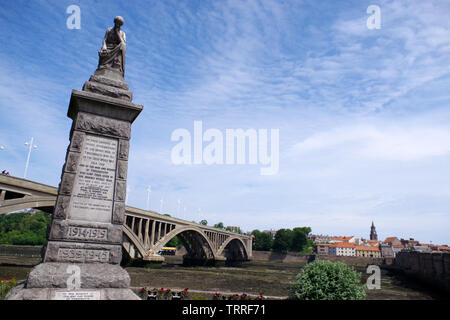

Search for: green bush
xmin=291 ymin=260 xmax=366 ymax=300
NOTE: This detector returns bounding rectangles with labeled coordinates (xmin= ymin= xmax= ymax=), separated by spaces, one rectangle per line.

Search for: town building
xmin=380 ymin=243 xmax=394 ymax=258
xmin=355 ymin=246 xmax=381 ymax=258
xmin=401 ymin=238 xmax=420 ymax=248
xmin=328 ymin=242 xmax=356 ymax=256
xmin=384 ymin=237 xmax=402 ymax=247
xmin=315 ymin=243 xmax=331 ymax=255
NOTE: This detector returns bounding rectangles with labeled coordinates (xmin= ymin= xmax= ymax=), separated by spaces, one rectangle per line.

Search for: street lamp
xmin=24 ymin=137 xmax=38 ymax=179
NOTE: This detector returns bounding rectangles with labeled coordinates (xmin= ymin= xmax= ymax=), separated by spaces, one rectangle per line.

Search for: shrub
xmin=291 ymin=260 xmax=366 ymax=300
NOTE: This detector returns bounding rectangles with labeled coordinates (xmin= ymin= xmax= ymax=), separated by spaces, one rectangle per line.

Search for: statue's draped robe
xmin=98 ymin=27 xmax=126 ymax=76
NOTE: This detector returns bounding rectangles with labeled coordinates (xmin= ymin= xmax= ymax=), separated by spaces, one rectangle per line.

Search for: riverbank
xmin=0 ymin=253 xmax=446 ymax=299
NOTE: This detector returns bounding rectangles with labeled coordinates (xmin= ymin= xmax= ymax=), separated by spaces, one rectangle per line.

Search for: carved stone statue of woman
xmin=97 ymin=16 xmax=127 ymax=78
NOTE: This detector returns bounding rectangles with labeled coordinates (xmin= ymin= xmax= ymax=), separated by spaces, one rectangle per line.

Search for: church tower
xmin=370 ymin=221 xmax=378 ymax=240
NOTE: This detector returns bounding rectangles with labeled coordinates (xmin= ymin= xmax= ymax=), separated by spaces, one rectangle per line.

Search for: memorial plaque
xmin=69 ymin=134 xmax=118 ymax=223
xmin=53 ymin=291 xmax=101 ymax=300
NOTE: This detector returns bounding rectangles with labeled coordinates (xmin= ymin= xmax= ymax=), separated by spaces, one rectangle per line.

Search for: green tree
xmin=251 ymin=230 xmax=273 ymax=251
xmin=213 ymin=222 xmax=224 ymax=230
xmin=291 ymin=260 xmax=366 ymax=300
xmin=272 ymin=229 xmax=293 ymax=253
xmin=290 ymin=227 xmax=311 ymax=252
xmin=199 ymin=219 xmax=208 ymax=226
xmin=0 ymin=211 xmax=51 ymax=246
xmin=166 ymin=236 xmax=180 ymax=248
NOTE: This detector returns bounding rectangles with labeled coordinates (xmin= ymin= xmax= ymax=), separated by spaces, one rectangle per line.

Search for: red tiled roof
xmin=384 ymin=237 xmax=398 ymax=243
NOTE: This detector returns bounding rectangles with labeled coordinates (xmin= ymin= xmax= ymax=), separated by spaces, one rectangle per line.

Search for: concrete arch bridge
xmin=0 ymin=175 xmax=252 ymax=264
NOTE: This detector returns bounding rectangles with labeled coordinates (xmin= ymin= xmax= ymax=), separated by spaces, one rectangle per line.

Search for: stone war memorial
xmin=6 ymin=16 xmax=143 ymax=300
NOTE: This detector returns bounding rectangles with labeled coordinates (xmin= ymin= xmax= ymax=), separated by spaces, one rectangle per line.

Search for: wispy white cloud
xmin=290 ymin=124 xmax=450 ymax=161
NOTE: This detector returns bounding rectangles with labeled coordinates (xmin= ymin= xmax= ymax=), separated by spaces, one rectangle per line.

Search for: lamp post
xmin=24 ymin=137 xmax=38 ymax=179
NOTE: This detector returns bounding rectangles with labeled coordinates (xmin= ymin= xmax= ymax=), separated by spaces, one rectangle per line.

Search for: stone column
xmin=6 ymin=70 xmax=143 ymax=300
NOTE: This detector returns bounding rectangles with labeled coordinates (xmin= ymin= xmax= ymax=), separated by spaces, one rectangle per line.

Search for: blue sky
xmin=1 ymin=0 xmax=450 ymax=244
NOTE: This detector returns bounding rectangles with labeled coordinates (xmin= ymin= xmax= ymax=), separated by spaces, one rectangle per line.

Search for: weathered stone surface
xmin=118 ymin=139 xmax=129 ymax=160
xmin=53 ymin=195 xmax=71 ymax=219
xmin=117 ymin=160 xmax=128 ymax=180
xmin=68 ymin=90 xmax=142 ymax=124
xmin=75 ymin=112 xmax=131 ymax=139
xmin=26 ymin=263 xmax=130 ymax=289
xmin=49 ymin=220 xmax=123 ymax=244
xmin=115 ymin=180 xmax=126 ymax=202
xmin=112 ymin=202 xmax=125 ymax=225
xmin=89 ymin=74 xmax=130 ymax=90
xmin=44 ymin=241 xmax=122 ymax=264
xmin=70 ymin=131 xmax=85 ymax=152
xmin=64 ymin=152 xmax=80 ymax=173
xmin=83 ymin=81 xmax=132 ymax=101
xmin=59 ymin=173 xmax=75 ymax=195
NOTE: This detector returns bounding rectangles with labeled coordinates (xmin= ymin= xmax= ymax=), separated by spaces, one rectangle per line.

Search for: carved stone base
xmin=27 ymin=262 xmax=131 ymax=288
xmin=5 ymin=285 xmax=140 ymax=300
xmin=4 ymin=262 xmax=140 ymax=300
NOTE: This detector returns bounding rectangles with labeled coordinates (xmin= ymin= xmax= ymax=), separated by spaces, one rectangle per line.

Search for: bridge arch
xmin=151 ymin=226 xmax=216 ymax=260
xmin=122 ymin=224 xmax=148 ymax=259
xmin=217 ymin=236 xmax=249 ymax=261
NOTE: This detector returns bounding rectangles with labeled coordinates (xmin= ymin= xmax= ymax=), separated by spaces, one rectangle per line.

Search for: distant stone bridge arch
xmin=0 ymin=175 xmax=252 ymax=263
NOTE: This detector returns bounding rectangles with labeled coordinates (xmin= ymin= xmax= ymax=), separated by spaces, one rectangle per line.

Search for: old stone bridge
xmin=0 ymin=175 xmax=252 ymax=264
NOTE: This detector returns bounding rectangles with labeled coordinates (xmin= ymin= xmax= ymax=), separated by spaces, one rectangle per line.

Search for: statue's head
xmin=114 ymin=16 xmax=124 ymax=27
